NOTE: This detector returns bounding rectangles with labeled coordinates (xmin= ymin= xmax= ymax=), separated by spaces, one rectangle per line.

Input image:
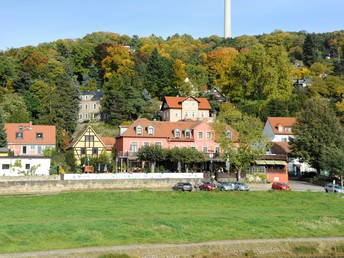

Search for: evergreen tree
xmin=144 ymin=48 xmax=175 ymax=100
xmin=302 ymin=34 xmax=318 ymax=67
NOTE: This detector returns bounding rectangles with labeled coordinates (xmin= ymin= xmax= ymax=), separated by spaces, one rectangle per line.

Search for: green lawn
xmin=0 ymin=190 xmax=343 ymax=254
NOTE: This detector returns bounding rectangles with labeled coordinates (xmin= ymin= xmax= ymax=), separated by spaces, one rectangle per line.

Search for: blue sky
xmin=1 ymin=0 xmax=343 ymax=50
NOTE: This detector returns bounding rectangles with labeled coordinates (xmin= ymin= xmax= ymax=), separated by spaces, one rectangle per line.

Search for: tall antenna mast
xmin=224 ymin=0 xmax=231 ymax=38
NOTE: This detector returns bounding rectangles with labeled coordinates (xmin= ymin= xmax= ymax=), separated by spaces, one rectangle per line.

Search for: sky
xmin=1 ymin=0 xmax=343 ymax=50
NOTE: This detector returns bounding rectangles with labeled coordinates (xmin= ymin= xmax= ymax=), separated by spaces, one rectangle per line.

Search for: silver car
xmin=324 ymin=183 xmax=344 ymax=193
xmin=233 ymin=182 xmax=250 ymax=191
xmin=217 ymin=181 xmax=235 ymax=191
xmin=172 ymin=182 xmax=193 ymax=192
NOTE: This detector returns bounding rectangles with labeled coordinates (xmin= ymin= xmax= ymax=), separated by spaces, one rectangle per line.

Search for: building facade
xmin=78 ymin=91 xmax=103 ymax=123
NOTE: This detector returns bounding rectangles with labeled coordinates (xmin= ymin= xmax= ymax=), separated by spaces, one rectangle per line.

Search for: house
xmin=252 ymin=155 xmax=289 ymax=183
xmin=68 ymin=126 xmax=115 ymax=165
xmin=78 ymin=91 xmax=103 ymax=123
xmin=0 ymin=156 xmax=51 ymax=176
xmin=4 ymin=122 xmax=56 ymax=156
xmin=160 ymin=96 xmax=213 ymax=122
xmin=263 ymin=117 xmax=315 ymax=175
xmin=116 ymin=118 xmax=238 ymax=172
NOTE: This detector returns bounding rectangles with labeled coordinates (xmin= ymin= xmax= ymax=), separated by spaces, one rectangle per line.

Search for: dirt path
xmin=2 ymin=237 xmax=344 ymax=258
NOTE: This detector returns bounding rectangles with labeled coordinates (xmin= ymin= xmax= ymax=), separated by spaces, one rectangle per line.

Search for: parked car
xmin=172 ymin=182 xmax=193 ymax=192
xmin=216 ymin=181 xmax=235 ymax=191
xmin=271 ymin=182 xmax=292 ymax=191
xmin=324 ymin=183 xmax=344 ymax=193
xmin=233 ymin=182 xmax=250 ymax=191
xmin=199 ymin=182 xmax=217 ymax=191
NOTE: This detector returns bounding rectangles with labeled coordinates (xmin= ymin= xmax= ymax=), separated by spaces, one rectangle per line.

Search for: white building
xmin=0 ymin=156 xmax=51 ymax=176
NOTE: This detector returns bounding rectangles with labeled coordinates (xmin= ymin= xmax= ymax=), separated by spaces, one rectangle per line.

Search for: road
xmin=248 ymin=180 xmax=325 ymax=192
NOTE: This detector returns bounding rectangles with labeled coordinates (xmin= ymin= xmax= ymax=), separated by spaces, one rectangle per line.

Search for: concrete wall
xmin=0 ymin=176 xmax=203 ymax=195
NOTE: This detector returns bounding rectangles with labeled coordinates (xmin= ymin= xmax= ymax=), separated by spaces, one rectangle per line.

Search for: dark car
xmin=199 ymin=182 xmax=217 ymax=191
xmin=172 ymin=182 xmax=193 ymax=192
xmin=233 ymin=182 xmax=250 ymax=191
xmin=216 ymin=181 xmax=235 ymax=191
xmin=271 ymin=182 xmax=292 ymax=191
xmin=324 ymin=183 xmax=344 ymax=193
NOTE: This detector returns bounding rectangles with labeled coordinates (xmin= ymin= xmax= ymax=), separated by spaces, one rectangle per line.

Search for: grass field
xmin=0 ymin=190 xmax=343 ymax=254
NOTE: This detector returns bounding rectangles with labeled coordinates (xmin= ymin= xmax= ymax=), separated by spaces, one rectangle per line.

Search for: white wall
xmin=0 ymin=157 xmax=51 ymax=176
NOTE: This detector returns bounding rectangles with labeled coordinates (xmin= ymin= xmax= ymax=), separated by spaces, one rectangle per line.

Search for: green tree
xmin=0 ymin=110 xmax=7 ymax=148
xmin=290 ymin=98 xmax=344 ymax=173
xmin=0 ymin=93 xmax=30 ymax=123
xmin=215 ymin=109 xmax=266 ymax=181
xmin=137 ymin=144 xmax=165 ymax=173
xmin=320 ymin=146 xmax=344 ymax=187
xmin=302 ymin=34 xmax=319 ymax=67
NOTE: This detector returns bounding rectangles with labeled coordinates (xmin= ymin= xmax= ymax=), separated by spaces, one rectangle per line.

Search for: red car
xmin=272 ymin=182 xmax=292 ymax=191
xmin=199 ymin=182 xmax=217 ymax=191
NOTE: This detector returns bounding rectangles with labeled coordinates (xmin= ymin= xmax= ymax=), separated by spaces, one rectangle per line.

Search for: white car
xmin=324 ymin=183 xmax=344 ymax=193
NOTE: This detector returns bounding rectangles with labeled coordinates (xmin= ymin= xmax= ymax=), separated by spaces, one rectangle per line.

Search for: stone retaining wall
xmin=0 ymin=177 xmax=202 ymax=195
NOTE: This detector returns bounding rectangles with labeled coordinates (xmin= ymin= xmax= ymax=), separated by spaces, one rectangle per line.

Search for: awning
xmin=255 ymin=160 xmax=287 ymax=165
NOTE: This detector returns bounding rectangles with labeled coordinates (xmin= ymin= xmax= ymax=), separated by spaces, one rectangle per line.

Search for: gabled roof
xmin=161 ymin=96 xmax=212 ymax=110
xmin=4 ymin=122 xmax=56 ymax=145
xmin=69 ymin=125 xmax=105 ymax=148
xmin=266 ymin=117 xmax=296 ymax=135
xmin=80 ymin=91 xmax=103 ymax=101
xmin=270 ymin=142 xmax=291 ymax=155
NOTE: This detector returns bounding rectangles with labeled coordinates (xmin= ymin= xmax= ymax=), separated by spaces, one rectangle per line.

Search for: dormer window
xmin=147 ymin=126 xmax=154 ymax=136
xmin=226 ymin=130 xmax=232 ymax=139
xmin=174 ymin=129 xmax=181 ymax=139
xmin=36 ymin=133 xmax=43 ymax=139
xmin=16 ymin=132 xmax=23 ymax=139
xmin=185 ymin=129 xmax=191 ymax=139
xmin=136 ymin=125 xmax=143 ymax=135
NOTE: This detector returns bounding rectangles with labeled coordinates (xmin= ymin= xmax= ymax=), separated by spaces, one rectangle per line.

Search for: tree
xmin=137 ymin=144 xmax=165 ymax=173
xmin=290 ymin=98 xmax=344 ymax=173
xmin=302 ymin=34 xmax=319 ymax=67
xmin=320 ymin=146 xmax=344 ymax=187
xmin=215 ymin=106 xmax=267 ymax=181
xmin=0 ymin=110 xmax=7 ymax=148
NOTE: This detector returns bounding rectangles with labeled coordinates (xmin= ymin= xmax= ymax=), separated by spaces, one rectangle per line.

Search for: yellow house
xmin=68 ymin=126 xmax=114 ymax=164
xmin=0 ymin=148 xmax=8 ymax=157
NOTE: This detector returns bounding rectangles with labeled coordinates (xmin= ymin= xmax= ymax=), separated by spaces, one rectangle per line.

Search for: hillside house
xmin=160 ymin=96 xmax=213 ymax=122
xmin=78 ymin=91 xmax=103 ymax=123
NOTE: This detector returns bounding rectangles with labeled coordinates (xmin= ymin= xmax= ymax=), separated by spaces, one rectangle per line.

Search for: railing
xmin=117 ymin=151 xmax=138 ymax=158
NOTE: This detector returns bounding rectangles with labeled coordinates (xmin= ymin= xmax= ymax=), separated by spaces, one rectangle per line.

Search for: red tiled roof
xmin=4 ymin=122 xmax=56 ymax=145
xmin=118 ymin=118 xmax=239 ymax=142
xmin=163 ymin=96 xmax=212 ymax=110
xmin=267 ymin=117 xmax=296 ymax=135
xmin=101 ymin=137 xmax=116 ymax=151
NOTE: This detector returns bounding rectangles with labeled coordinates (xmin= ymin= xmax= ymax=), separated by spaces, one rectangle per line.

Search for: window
xmin=16 ymin=132 xmax=23 ymax=139
xmin=143 ymin=142 xmax=150 ymax=146
xmin=285 ymin=127 xmax=292 ymax=132
xmin=81 ymin=148 xmax=86 ymax=155
xmin=174 ymin=111 xmax=178 ymax=117
xmin=155 ymin=142 xmax=162 ymax=147
xmin=22 ymin=146 xmax=27 ymax=154
xmin=200 ymin=112 xmax=205 ymax=117
xmin=192 ymin=112 xmax=195 ymax=118
xmin=130 ymin=142 xmax=138 ymax=152
xmin=79 ymin=114 xmax=83 ymax=120
xmin=226 ymin=130 xmax=232 ymax=139
xmin=192 ymin=102 xmax=196 ymax=107
xmin=93 ymin=104 xmax=97 ymax=109
xmin=206 ymin=132 xmax=211 ymax=139
xmin=85 ymin=114 xmax=89 ymax=119
xmin=37 ymin=146 xmax=42 ymax=154
xmin=30 ymin=145 xmax=35 ymax=150
xmin=215 ymin=147 xmax=220 ymax=153
xmin=36 ymin=133 xmax=43 ymax=139
xmin=185 ymin=130 xmax=191 ymax=139
xmin=202 ymin=147 xmax=208 ymax=153
xmin=136 ymin=126 xmax=143 ymax=135
xmin=148 ymin=126 xmax=154 ymax=136
xmin=184 ymin=111 xmax=189 ymax=118
xmin=174 ymin=129 xmax=181 ymax=139
xmin=85 ymin=104 xmax=88 ymax=110
xmin=2 ymin=164 xmax=9 ymax=169
xmin=79 ymin=104 xmax=82 ymax=110
xmin=92 ymin=148 xmax=98 ymax=155
xmin=85 ymin=135 xmax=94 ymax=142
xmin=198 ymin=132 xmax=203 ymax=139
xmin=25 ymin=164 xmax=30 ymax=170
